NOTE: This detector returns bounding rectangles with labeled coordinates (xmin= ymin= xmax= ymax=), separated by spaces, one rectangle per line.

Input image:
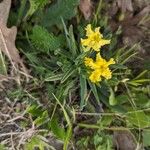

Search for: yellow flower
xmin=81 ymin=24 xmax=110 ymax=52
xmin=84 ymin=54 xmax=115 ymax=83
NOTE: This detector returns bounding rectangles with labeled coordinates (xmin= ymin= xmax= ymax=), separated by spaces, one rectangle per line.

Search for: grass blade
xmin=80 ymin=75 xmax=87 ymax=109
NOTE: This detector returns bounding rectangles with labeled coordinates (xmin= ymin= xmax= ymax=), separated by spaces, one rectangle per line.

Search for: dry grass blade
xmin=0 ymin=0 xmax=28 ymax=74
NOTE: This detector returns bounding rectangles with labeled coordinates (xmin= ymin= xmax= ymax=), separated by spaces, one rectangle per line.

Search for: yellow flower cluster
xmin=85 ymin=54 xmax=115 ymax=83
xmin=81 ymin=24 xmax=115 ymax=83
xmin=81 ymin=24 xmax=110 ymax=52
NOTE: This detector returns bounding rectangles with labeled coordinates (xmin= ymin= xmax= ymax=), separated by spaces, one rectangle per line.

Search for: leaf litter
xmin=109 ymin=0 xmax=150 ymax=54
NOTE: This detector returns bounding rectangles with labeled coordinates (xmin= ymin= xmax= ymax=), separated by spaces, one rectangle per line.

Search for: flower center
xmin=93 ymin=34 xmax=100 ymax=42
xmin=99 ymin=65 xmax=105 ymax=71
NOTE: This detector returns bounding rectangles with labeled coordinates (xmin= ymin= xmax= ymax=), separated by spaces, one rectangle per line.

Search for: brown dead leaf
xmin=109 ymin=4 xmax=150 ymax=54
xmin=79 ymin=0 xmax=93 ymax=20
xmin=122 ymin=6 xmax=149 ymax=51
xmin=113 ymin=131 xmax=137 ymax=150
xmin=0 ymin=0 xmax=28 ymax=74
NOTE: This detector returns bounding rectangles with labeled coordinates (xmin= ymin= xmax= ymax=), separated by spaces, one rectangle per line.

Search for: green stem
xmin=78 ymin=123 xmax=133 ymax=131
xmin=93 ymin=0 xmax=103 ymax=24
xmin=17 ymin=0 xmax=27 ymax=25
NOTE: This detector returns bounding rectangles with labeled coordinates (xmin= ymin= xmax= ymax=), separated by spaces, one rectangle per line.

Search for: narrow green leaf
xmin=128 ymin=79 xmax=150 ymax=86
xmin=131 ymin=79 xmax=150 ymax=83
xmin=61 ymin=18 xmax=71 ymax=50
xmin=111 ymin=64 xmax=127 ymax=69
xmin=45 ymin=74 xmax=63 ymax=81
xmin=80 ymin=75 xmax=87 ymax=109
xmin=17 ymin=0 xmax=27 ymax=25
xmin=34 ymin=111 xmax=48 ymax=127
xmin=121 ymin=52 xmax=138 ymax=64
xmin=52 ymin=94 xmax=72 ymax=150
xmin=61 ymin=67 xmax=76 ymax=83
xmin=88 ymin=81 xmax=100 ymax=105
xmin=120 ymin=44 xmax=137 ymax=60
xmin=69 ymin=25 xmax=77 ymax=56
xmin=51 ymin=116 xmax=66 ymax=140
xmin=134 ymin=70 xmax=148 ymax=80
xmin=109 ymin=88 xmax=117 ymax=106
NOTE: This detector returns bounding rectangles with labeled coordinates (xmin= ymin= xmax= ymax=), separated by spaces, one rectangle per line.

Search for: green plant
xmin=25 ymin=135 xmax=55 ymax=150
xmin=41 ymin=0 xmax=79 ymax=27
xmin=1 ymin=0 xmax=150 ymax=149
xmin=30 ymin=25 xmax=65 ymax=52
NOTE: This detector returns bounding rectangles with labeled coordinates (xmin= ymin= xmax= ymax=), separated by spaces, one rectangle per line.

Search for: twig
xmin=0 ymin=29 xmax=17 ymax=71
xmin=10 ymin=131 xmax=15 ymax=150
xmin=7 ymin=115 xmax=25 ymax=123
xmin=0 ymin=132 xmax=23 ymax=138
